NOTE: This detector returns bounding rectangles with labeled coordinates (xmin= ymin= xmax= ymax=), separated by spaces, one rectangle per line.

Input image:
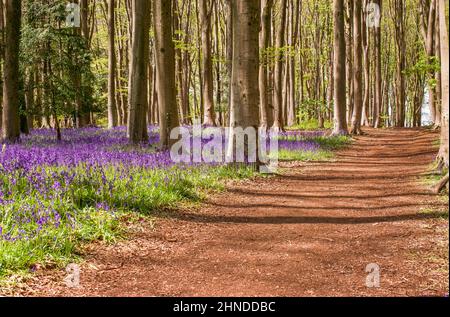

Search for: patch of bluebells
xmin=0 ymin=126 xmax=325 ymax=243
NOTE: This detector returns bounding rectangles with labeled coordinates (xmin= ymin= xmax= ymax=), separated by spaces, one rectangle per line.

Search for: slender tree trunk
xmin=1 ymin=0 xmax=21 ymax=142
xmin=332 ymin=0 xmax=348 ymax=135
xmin=351 ymin=0 xmax=363 ymax=135
xmin=0 ymin=0 xmax=4 ymax=131
xmin=424 ymin=0 xmax=437 ymax=126
xmin=373 ymin=0 xmax=382 ymax=128
xmin=225 ymin=0 xmax=233 ymax=126
xmin=394 ymin=0 xmax=406 ymax=127
xmin=272 ymin=0 xmax=287 ymax=131
xmin=107 ymin=0 xmax=118 ymax=128
xmin=128 ymin=0 xmax=150 ymax=143
xmin=345 ymin=1 xmax=353 ymax=124
xmin=259 ymin=0 xmax=273 ymax=129
xmin=76 ymin=0 xmax=91 ymax=127
xmin=154 ymin=0 xmax=180 ymax=149
xmin=437 ymin=0 xmax=449 ymax=170
xmin=361 ymin=0 xmax=370 ymax=127
xmin=200 ymin=0 xmax=216 ymax=126
xmin=434 ymin=14 xmax=442 ymax=127
xmin=287 ymin=0 xmax=298 ymax=127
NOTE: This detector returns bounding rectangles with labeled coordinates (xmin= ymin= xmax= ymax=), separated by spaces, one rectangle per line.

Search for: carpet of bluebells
xmin=0 ymin=126 xmax=347 ymax=279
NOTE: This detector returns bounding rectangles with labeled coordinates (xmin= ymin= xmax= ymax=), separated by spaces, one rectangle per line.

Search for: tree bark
xmin=332 ymin=0 xmax=348 ymax=135
xmin=272 ymin=0 xmax=287 ymax=131
xmin=424 ymin=0 xmax=437 ymax=126
xmin=1 ymin=0 xmax=21 ymax=142
xmin=437 ymin=0 xmax=449 ymax=170
xmin=107 ymin=0 xmax=118 ymax=128
xmin=259 ymin=0 xmax=273 ymax=129
xmin=373 ymin=0 xmax=382 ymax=128
xmin=153 ymin=0 xmax=180 ymax=149
xmin=200 ymin=0 xmax=216 ymax=126
xmin=394 ymin=0 xmax=406 ymax=127
xmin=128 ymin=0 xmax=150 ymax=143
xmin=227 ymin=0 xmax=261 ymax=164
xmin=350 ymin=0 xmax=363 ymax=135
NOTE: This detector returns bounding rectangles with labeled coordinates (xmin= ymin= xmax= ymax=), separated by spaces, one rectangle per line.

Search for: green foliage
xmin=20 ymin=0 xmax=98 ymax=121
xmin=277 ymin=149 xmax=334 ymax=161
xmin=289 ymin=119 xmax=333 ymax=131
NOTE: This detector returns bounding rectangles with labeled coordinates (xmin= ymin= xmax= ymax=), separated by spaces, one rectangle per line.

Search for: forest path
xmin=27 ymin=128 xmax=448 ymax=297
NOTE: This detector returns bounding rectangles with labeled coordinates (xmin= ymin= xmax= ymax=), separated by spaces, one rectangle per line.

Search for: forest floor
xmin=11 ymin=128 xmax=450 ymax=297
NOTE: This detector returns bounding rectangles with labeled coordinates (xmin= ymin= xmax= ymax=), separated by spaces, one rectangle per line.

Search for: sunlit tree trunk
xmin=394 ymin=0 xmax=406 ymax=128
xmin=332 ymin=0 xmax=348 ymax=135
xmin=437 ymin=0 xmax=449 ymax=170
xmin=272 ymin=0 xmax=287 ymax=131
xmin=373 ymin=0 xmax=382 ymax=128
xmin=259 ymin=0 xmax=273 ymax=129
xmin=200 ymin=0 xmax=216 ymax=126
xmin=228 ymin=0 xmax=261 ymax=164
xmin=154 ymin=0 xmax=180 ymax=149
xmin=351 ymin=0 xmax=363 ymax=135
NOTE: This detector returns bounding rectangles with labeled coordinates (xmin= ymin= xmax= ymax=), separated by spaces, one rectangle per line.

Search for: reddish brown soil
xmin=12 ymin=128 xmax=450 ymax=297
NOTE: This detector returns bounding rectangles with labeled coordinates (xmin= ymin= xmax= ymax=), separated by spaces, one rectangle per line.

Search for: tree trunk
xmin=287 ymin=0 xmax=298 ymax=127
xmin=200 ymin=0 xmax=216 ymax=126
xmin=259 ymin=0 xmax=273 ymax=129
xmin=434 ymin=14 xmax=442 ymax=127
xmin=107 ymin=0 xmax=118 ymax=128
xmin=227 ymin=0 xmax=261 ymax=165
xmin=351 ymin=0 xmax=363 ymax=135
xmin=373 ymin=0 xmax=382 ymax=128
xmin=1 ymin=0 xmax=21 ymax=142
xmin=437 ymin=0 xmax=449 ymax=169
xmin=332 ymin=0 xmax=348 ymax=135
xmin=128 ymin=0 xmax=150 ymax=144
xmin=394 ymin=0 xmax=406 ymax=128
xmin=424 ymin=0 xmax=437 ymax=126
xmin=153 ymin=0 xmax=180 ymax=149
xmin=0 ymin=0 xmax=4 ymax=131
xmin=272 ymin=0 xmax=287 ymax=131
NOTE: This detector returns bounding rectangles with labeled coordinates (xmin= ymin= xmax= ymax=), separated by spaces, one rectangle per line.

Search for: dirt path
xmin=21 ymin=128 xmax=449 ymax=297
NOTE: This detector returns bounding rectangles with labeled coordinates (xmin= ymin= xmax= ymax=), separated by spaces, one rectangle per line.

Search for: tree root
xmin=434 ymin=173 xmax=449 ymax=194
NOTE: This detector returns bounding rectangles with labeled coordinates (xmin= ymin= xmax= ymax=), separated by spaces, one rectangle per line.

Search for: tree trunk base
xmin=434 ymin=173 xmax=449 ymax=194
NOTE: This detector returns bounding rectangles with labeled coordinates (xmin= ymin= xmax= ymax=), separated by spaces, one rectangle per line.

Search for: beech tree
xmin=393 ymin=0 xmax=406 ymax=128
xmin=227 ymin=0 xmax=261 ymax=164
xmin=153 ymin=0 xmax=179 ymax=149
xmin=350 ymin=0 xmax=363 ymax=135
xmin=1 ymin=0 xmax=21 ymax=142
xmin=127 ymin=0 xmax=150 ymax=143
xmin=107 ymin=0 xmax=118 ymax=129
xmin=259 ymin=0 xmax=273 ymax=129
xmin=373 ymin=0 xmax=382 ymax=128
xmin=272 ymin=0 xmax=287 ymax=132
xmin=332 ymin=0 xmax=348 ymax=135
xmin=200 ymin=0 xmax=216 ymax=126
xmin=436 ymin=0 xmax=449 ymax=183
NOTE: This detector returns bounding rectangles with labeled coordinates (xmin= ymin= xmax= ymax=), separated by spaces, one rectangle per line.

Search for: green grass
xmin=286 ymin=119 xmax=333 ymax=131
xmin=278 ymin=149 xmax=336 ymax=161
xmin=277 ymin=135 xmax=352 ymax=161
xmin=312 ymin=135 xmax=352 ymax=151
